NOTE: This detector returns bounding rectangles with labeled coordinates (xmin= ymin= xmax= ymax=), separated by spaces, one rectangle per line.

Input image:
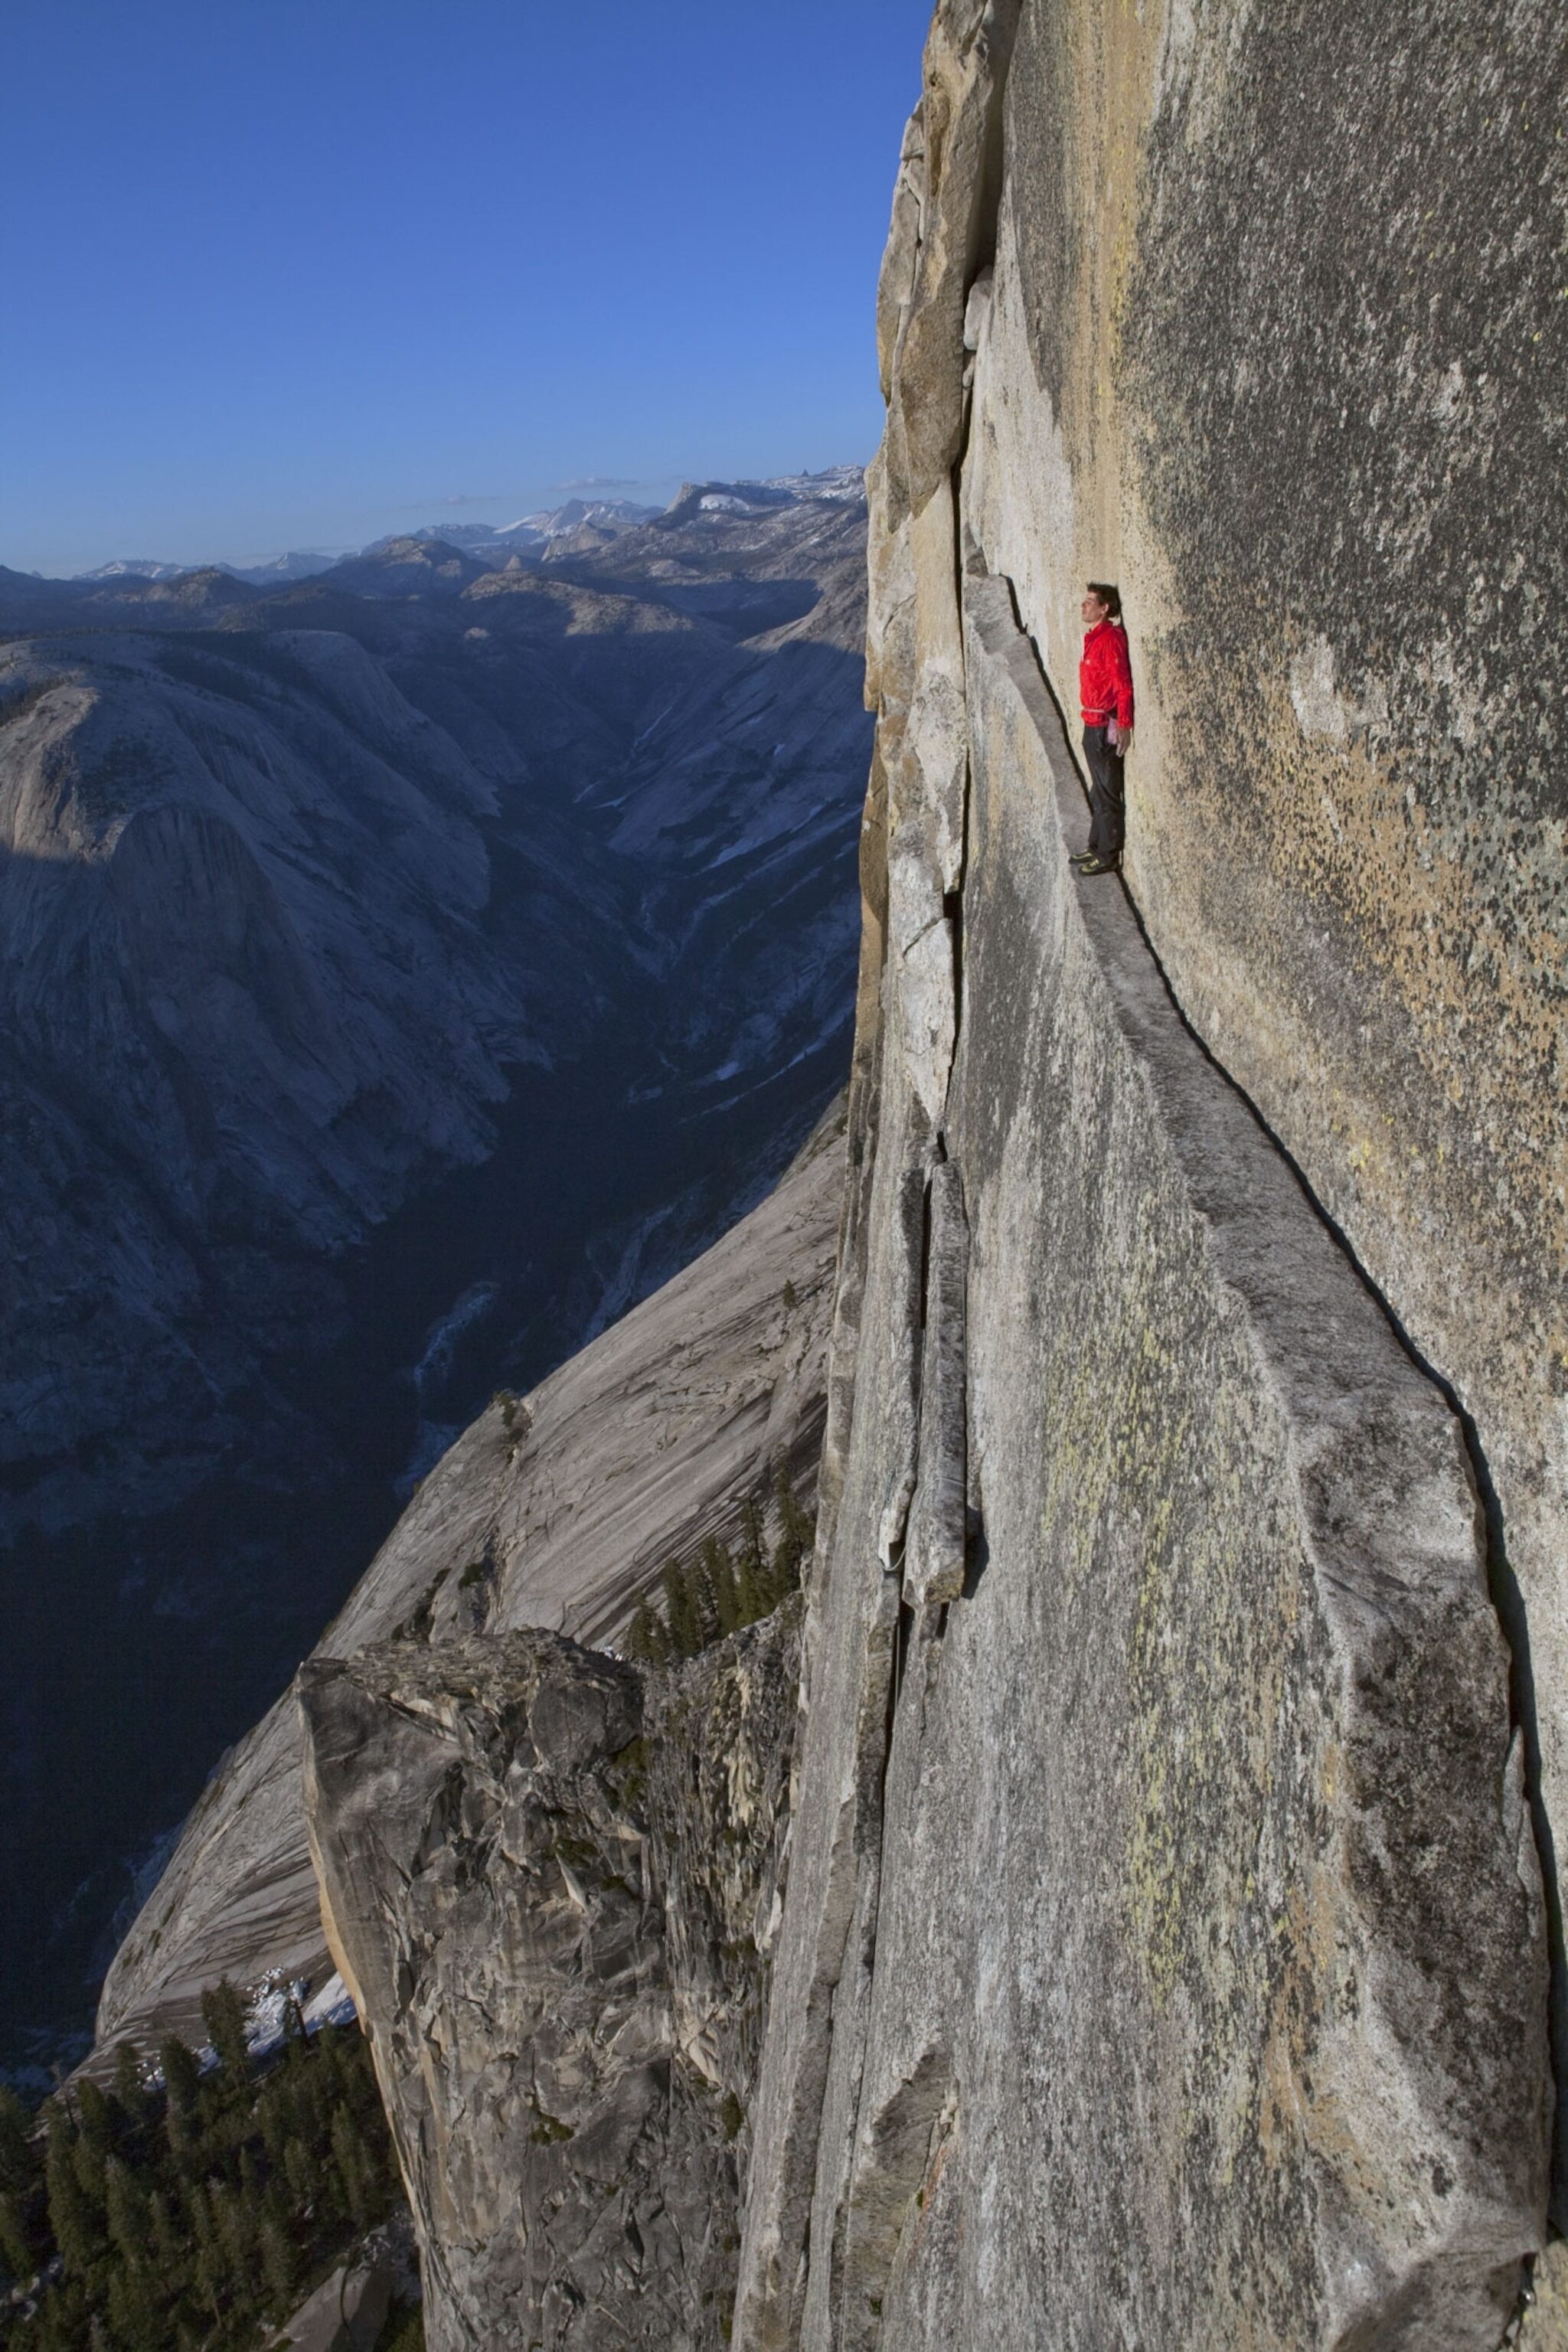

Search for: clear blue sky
xmin=2 ymin=2 xmax=929 ymax=576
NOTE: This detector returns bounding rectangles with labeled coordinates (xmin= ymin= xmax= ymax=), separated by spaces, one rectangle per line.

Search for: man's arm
xmin=1111 ymin=635 xmax=1135 ymax=748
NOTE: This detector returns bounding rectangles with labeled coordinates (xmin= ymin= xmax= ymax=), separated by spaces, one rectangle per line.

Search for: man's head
xmin=1081 ymin=580 xmax=1122 ymax=626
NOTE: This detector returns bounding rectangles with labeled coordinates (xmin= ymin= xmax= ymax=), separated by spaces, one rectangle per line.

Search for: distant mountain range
xmin=60 ymin=469 xmax=866 ymax=590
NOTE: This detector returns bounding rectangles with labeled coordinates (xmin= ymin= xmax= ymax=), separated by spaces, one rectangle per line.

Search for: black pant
xmin=1082 ymin=724 xmax=1125 ymax=860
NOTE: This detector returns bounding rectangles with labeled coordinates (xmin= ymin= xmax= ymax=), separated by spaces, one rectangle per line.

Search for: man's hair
xmin=1086 ymin=580 xmax=1122 ymax=619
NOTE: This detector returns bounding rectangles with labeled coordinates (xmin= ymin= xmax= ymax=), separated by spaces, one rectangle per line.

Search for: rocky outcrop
xmin=97 ymin=1106 xmax=844 ymax=2060
xmin=737 ymin=5 xmax=1557 ymax=2346
xmin=299 ymin=1609 xmax=799 ymax=2352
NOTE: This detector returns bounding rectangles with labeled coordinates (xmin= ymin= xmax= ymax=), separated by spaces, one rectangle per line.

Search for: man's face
xmin=1081 ymin=590 xmax=1108 ymax=626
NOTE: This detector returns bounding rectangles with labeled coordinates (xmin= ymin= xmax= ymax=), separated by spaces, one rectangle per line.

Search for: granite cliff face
xmin=734 ymin=3 xmax=1560 ymax=2347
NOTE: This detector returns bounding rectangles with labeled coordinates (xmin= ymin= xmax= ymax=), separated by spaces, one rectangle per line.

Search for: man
xmin=1070 ymin=581 xmax=1134 ymax=877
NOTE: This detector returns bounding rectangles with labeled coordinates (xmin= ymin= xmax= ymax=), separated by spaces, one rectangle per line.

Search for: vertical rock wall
xmin=737 ymin=2 xmax=1558 ymax=2344
xmin=962 ymin=0 xmax=1568 ymax=2155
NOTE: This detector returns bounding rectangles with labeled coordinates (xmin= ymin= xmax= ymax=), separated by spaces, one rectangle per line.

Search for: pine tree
xmin=661 ymin=1557 xmax=702 ymax=1659
xmin=704 ymin=1537 xmax=743 ymax=1636
xmin=739 ymin=1493 xmax=767 ymax=1571
xmin=211 ymin=2174 xmax=255 ymax=2273
xmin=185 ymin=2177 xmax=214 ymax=2252
xmin=106 ymin=2259 xmax=160 ymax=2349
xmin=260 ymin=2205 xmax=296 ymax=2307
xmin=71 ymin=2124 xmax=107 ymax=2207
xmin=113 ymin=2041 xmax=149 ymax=2131
xmin=0 ymin=2187 xmax=36 ymax=2282
xmin=76 ymin=2076 xmax=114 ymax=2151
xmin=201 ymin=1980 xmax=251 ymax=2084
xmin=688 ymin=1547 xmax=720 ymax=1650
xmin=735 ymin=1496 xmax=768 ymax=1624
xmin=770 ymin=1463 xmax=815 ymax=1597
xmin=194 ymin=2239 xmax=225 ymax=2323
xmin=104 ymin=2152 xmax=149 ymax=2268
xmin=159 ymin=2034 xmax=201 ymax=2112
xmin=160 ymin=2035 xmax=202 ymax=2172
xmin=283 ymin=2132 xmax=315 ymax=2204
xmin=44 ymin=2111 xmax=100 ymax=2274
xmin=149 ymin=2187 xmax=183 ymax=2273
xmin=624 ymin=1594 xmax=670 ymax=1664
xmin=330 ymin=2105 xmax=377 ymax=2230
xmin=0 ymin=2084 xmax=36 ymax=2280
xmin=0 ymin=2084 xmax=32 ymax=2193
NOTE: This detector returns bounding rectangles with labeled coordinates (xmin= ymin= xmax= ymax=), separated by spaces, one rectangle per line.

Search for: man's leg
xmin=1081 ymin=725 xmax=1124 ymax=861
xmin=1099 ymin=742 xmax=1125 ymax=858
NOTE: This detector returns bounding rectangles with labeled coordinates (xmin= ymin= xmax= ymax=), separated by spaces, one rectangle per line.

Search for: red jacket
xmin=1080 ymin=618 xmax=1134 ymax=729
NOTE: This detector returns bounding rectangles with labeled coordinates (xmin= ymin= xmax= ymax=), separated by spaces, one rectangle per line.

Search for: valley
xmin=0 ymin=479 xmax=871 ymax=2079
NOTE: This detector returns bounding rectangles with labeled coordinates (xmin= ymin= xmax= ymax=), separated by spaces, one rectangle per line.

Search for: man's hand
xmin=1115 ymin=725 xmax=1133 ymax=754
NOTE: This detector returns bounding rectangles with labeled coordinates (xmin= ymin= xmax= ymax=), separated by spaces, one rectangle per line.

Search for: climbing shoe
xmin=1068 ymin=848 xmax=1097 ymax=866
xmin=1076 ymin=854 xmax=1120 ymax=876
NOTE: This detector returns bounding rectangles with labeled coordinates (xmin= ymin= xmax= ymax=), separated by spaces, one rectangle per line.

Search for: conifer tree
xmin=0 ymin=2084 xmax=34 ymax=2191
xmin=194 ymin=2238 xmax=225 ymax=2323
xmin=185 ymin=2177 xmax=214 ymax=2254
xmin=159 ymin=2034 xmax=201 ymax=2115
xmin=283 ymin=2132 xmax=315 ymax=2203
xmin=71 ymin=2123 xmax=108 ymax=2208
xmin=331 ymin=2104 xmax=377 ymax=2230
xmin=213 ymin=2173 xmax=256 ymax=2272
xmin=106 ymin=2257 xmax=160 ymax=2348
xmin=201 ymin=1979 xmax=251 ymax=2082
xmin=76 ymin=2076 xmax=114 ymax=2151
xmin=735 ymin=1496 xmax=768 ymax=1623
xmin=149 ymin=2186 xmax=183 ymax=2273
xmin=260 ymin=2205 xmax=297 ymax=2306
xmin=44 ymin=2110 xmax=100 ymax=2274
xmin=0 ymin=2187 xmax=35 ymax=2281
xmin=624 ymin=1593 xmax=670 ymax=1664
xmin=770 ymin=1462 xmax=815 ymax=1596
xmin=113 ymin=2040 xmax=149 ymax=2129
xmin=661 ymin=1556 xmax=702 ymax=1658
xmin=689 ymin=1547 xmax=721 ymax=1650
xmin=105 ymin=2151 xmax=149 ymax=2268
xmin=704 ymin=1535 xmax=742 ymax=1635
xmin=0 ymin=2084 xmax=37 ymax=2280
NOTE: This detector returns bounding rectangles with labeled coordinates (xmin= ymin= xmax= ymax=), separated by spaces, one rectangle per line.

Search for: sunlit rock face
xmin=736 ymin=4 xmax=1557 ymax=2346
